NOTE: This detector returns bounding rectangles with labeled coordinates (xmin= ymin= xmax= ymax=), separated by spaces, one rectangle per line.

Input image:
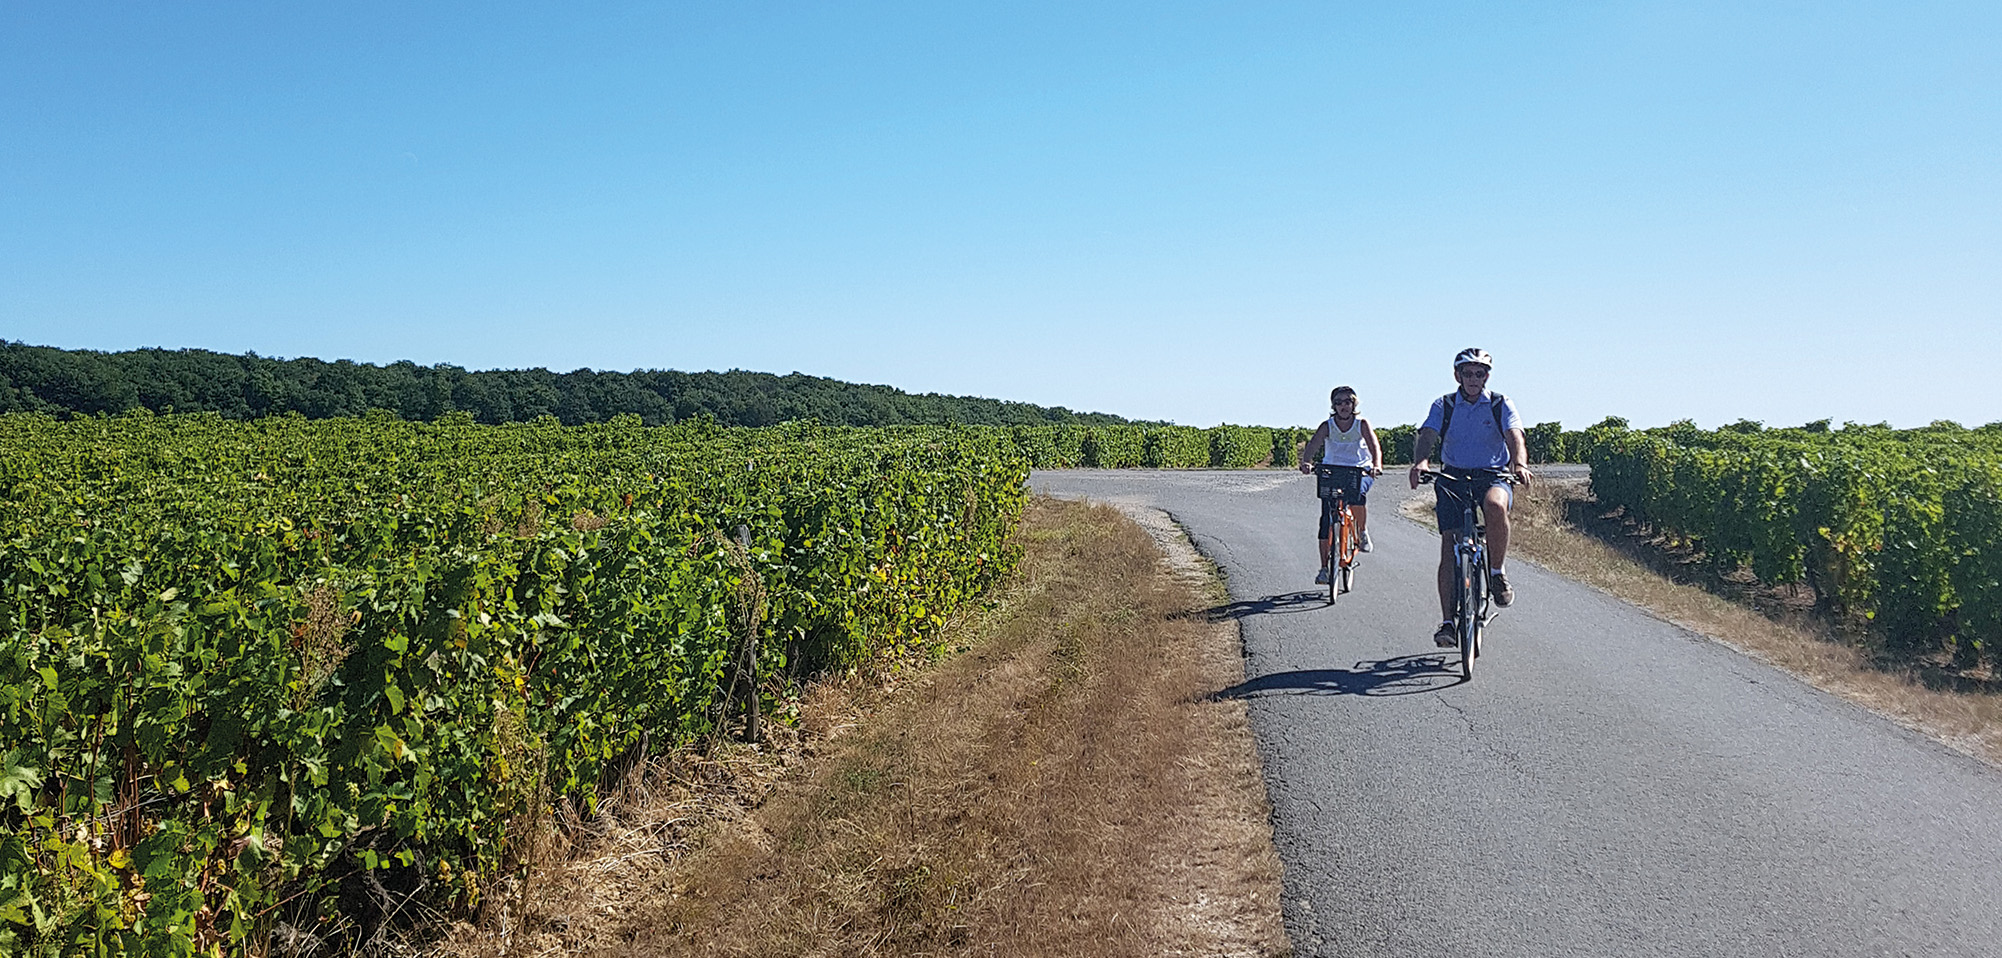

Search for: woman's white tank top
xmin=1320 ymin=416 xmax=1371 ymax=467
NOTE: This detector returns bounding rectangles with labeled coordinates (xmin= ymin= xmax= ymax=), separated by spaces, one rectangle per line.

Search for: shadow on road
xmin=1184 ymin=591 xmax=1328 ymax=621
xmin=1209 ymin=654 xmax=1465 ymax=699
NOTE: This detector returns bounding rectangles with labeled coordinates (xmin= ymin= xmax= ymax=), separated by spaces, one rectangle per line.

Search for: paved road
xmin=1031 ymin=469 xmax=2002 ymax=958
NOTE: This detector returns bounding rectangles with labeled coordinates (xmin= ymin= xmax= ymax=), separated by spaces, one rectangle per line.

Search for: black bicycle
xmin=1418 ymin=468 xmax=1513 ymax=680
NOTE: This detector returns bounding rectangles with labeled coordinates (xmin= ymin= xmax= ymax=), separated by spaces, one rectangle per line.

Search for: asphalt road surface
xmin=1030 ymin=469 xmax=2002 ymax=958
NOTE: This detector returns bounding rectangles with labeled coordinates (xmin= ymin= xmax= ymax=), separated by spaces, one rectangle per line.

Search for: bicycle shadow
xmin=1209 ymin=654 xmax=1466 ymax=699
xmin=1181 ymin=590 xmax=1328 ymax=622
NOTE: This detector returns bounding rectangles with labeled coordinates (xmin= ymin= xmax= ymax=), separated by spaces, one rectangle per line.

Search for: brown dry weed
xmin=434 ymin=495 xmax=1289 ymax=958
xmin=1402 ymin=475 xmax=2002 ymax=765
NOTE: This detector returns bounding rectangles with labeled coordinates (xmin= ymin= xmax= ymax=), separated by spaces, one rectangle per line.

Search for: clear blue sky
xmin=4 ymin=2 xmax=1997 ymax=429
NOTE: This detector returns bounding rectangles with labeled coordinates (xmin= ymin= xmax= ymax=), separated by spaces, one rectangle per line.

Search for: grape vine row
xmin=0 ymin=412 xmax=1023 ymax=955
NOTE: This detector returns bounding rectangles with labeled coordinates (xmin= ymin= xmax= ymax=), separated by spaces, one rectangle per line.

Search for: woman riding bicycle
xmin=1299 ymin=386 xmax=1383 ymax=585
xmin=1407 ymin=349 xmax=1531 ymax=647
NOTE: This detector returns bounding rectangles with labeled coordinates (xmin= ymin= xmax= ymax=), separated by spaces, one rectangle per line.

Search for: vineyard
xmin=0 ymin=412 xmax=1025 ymax=955
xmin=999 ymin=423 xmax=1287 ymax=469
xmin=1583 ymin=419 xmax=2002 ymax=668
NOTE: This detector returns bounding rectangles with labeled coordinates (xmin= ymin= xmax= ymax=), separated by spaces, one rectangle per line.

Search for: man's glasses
xmin=1456 ymin=367 xmax=1489 ymax=379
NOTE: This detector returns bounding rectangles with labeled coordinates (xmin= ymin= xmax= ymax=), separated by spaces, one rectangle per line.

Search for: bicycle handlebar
xmin=1310 ymin=463 xmax=1383 ymax=476
xmin=1415 ymin=468 xmax=1517 ymax=486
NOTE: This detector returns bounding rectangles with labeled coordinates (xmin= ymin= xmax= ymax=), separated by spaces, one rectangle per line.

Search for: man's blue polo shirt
xmin=1421 ymin=390 xmax=1522 ymax=470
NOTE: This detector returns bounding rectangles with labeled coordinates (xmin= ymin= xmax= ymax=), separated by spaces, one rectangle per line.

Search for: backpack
xmin=1437 ymin=391 xmax=1508 ymax=445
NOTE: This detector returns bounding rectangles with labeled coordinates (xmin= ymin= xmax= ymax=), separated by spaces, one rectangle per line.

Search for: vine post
xmin=734 ymin=523 xmax=761 ymax=743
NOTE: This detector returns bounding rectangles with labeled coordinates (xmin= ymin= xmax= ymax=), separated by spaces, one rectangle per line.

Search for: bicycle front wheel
xmin=1337 ymin=506 xmax=1355 ymax=595
xmin=1324 ymin=541 xmax=1338 ymax=604
xmin=1458 ymin=558 xmax=1477 ymax=679
xmin=1470 ymin=557 xmax=1488 ymax=659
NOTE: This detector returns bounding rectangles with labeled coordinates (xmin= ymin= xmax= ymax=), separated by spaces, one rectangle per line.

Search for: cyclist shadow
xmin=1210 ymin=654 xmax=1466 ymax=699
xmin=1182 ymin=591 xmax=1328 ymax=622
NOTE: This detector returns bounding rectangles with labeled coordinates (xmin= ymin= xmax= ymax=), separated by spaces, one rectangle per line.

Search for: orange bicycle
xmin=1315 ymin=464 xmax=1364 ymax=604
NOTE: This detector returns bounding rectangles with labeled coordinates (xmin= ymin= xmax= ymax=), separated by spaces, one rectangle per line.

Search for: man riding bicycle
xmin=1407 ymin=348 xmax=1531 ymax=648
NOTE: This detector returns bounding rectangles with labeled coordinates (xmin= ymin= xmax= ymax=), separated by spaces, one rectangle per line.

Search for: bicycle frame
xmin=1324 ymin=492 xmax=1359 ymax=602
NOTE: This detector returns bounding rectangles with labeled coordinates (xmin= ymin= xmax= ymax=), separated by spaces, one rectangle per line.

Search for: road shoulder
xmin=439 ymin=495 xmax=1291 ymax=957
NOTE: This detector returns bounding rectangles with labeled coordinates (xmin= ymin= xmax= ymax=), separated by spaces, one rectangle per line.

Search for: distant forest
xmin=0 ymin=341 xmax=1139 ymax=427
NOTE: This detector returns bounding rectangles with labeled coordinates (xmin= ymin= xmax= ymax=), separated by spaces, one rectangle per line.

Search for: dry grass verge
xmin=435 ymin=495 xmax=1288 ymax=958
xmin=1401 ymin=476 xmax=2002 ymax=765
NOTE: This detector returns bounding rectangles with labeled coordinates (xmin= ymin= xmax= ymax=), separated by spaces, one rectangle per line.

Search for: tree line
xmin=0 ymin=341 xmax=1140 ymax=427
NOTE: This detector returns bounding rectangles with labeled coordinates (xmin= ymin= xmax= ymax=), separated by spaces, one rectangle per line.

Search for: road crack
xmin=1433 ymin=695 xmax=1531 ymax=774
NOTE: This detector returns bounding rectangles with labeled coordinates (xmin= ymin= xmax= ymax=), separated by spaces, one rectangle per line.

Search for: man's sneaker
xmin=1358 ymin=531 xmax=1374 ymax=553
xmin=1315 ymin=567 xmax=1331 ymax=585
xmin=1490 ymin=571 xmax=1514 ymax=607
xmin=1433 ymin=622 xmax=1456 ymax=648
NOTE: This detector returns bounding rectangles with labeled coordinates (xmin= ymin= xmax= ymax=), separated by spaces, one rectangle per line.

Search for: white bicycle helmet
xmin=1453 ymin=347 xmax=1493 ymax=369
